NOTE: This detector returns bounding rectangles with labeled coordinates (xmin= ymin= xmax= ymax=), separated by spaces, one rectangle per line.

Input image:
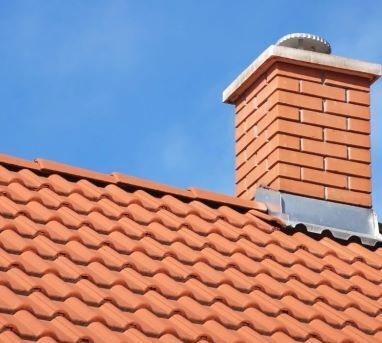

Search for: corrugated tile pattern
xmin=0 ymin=159 xmax=382 ymax=342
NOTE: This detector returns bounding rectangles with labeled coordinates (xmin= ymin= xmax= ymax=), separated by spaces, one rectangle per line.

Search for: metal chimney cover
xmin=276 ymin=33 xmax=331 ymax=54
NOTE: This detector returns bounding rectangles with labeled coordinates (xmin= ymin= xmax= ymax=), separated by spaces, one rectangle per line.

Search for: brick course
xmin=234 ymin=62 xmax=373 ymax=207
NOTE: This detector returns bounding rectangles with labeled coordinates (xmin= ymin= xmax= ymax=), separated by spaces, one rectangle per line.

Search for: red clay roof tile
xmin=0 ymin=155 xmax=381 ymax=341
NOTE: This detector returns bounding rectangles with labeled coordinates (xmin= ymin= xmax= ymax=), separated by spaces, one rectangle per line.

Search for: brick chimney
xmin=223 ymin=34 xmax=381 ymax=208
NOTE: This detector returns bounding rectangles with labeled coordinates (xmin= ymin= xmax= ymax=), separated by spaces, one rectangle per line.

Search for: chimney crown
xmin=223 ymin=42 xmax=381 ymax=104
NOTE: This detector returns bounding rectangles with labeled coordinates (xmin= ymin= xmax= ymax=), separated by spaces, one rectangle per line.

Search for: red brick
xmin=236 ymin=130 xmax=256 ymax=154
xmin=244 ymin=130 xmax=268 ymax=159
xmin=236 ymin=96 xmax=268 ymax=127
xmin=301 ymin=168 xmax=347 ymax=188
xmin=348 ymin=89 xmax=370 ymax=105
xmin=269 ymin=90 xmax=322 ymax=111
xmin=271 ymin=177 xmax=325 ymax=199
xmin=244 ymin=73 xmax=267 ymax=102
xmin=236 ymin=154 xmax=259 ymax=180
xmin=268 ymin=148 xmax=324 ymax=169
xmin=301 ymin=110 xmax=347 ymax=130
xmin=245 ymin=160 xmax=268 ymax=188
xmin=233 ymin=61 xmax=375 ymax=207
xmin=245 ymin=101 xmax=270 ymax=130
xmin=301 ymin=81 xmax=346 ymax=101
xmin=258 ymin=162 xmax=300 ymax=187
xmin=325 ymin=100 xmax=370 ymax=119
xmin=323 ymin=71 xmax=370 ymax=91
xmin=236 ymin=155 xmax=257 ymax=182
xmin=240 ymin=185 xmax=256 ymax=200
xmin=301 ymin=139 xmax=347 ymax=159
xmin=238 ymin=133 xmax=287 ymax=180
xmin=326 ymin=187 xmax=371 ymax=207
xmin=276 ymin=134 xmax=301 ymax=150
xmin=236 ymin=100 xmax=255 ymax=127
xmin=256 ymin=134 xmax=300 ymax=163
xmin=348 ymin=147 xmax=371 ymax=163
xmin=255 ymin=76 xmax=299 ymax=107
xmin=235 ymin=121 xmax=246 ymax=141
xmin=267 ymin=119 xmax=322 ymax=141
xmin=236 ymin=150 xmax=246 ymax=170
xmin=325 ymin=158 xmax=370 ymax=178
xmin=348 ymin=118 xmax=370 ymax=134
xmin=349 ymin=177 xmax=371 ymax=193
xmin=256 ymin=104 xmax=300 ymax=135
xmin=324 ymin=129 xmax=370 ymax=148
xmin=267 ymin=62 xmax=322 ymax=83
xmin=236 ymin=179 xmax=247 ymax=197
xmin=235 ymin=97 xmax=246 ymax=114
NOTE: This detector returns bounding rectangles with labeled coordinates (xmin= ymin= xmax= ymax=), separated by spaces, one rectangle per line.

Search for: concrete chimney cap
xmin=276 ymin=33 xmax=331 ymax=54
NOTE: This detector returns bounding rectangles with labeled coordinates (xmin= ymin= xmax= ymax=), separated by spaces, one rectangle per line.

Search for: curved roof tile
xmin=0 ymin=154 xmax=381 ymax=342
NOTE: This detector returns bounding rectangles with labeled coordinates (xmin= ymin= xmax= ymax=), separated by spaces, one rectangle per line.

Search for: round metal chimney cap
xmin=276 ymin=33 xmax=331 ymax=54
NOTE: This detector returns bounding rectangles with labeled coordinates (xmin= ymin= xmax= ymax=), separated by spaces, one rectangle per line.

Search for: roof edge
xmin=0 ymin=153 xmax=266 ymax=212
xmin=188 ymin=187 xmax=265 ymax=211
xmin=223 ymin=45 xmax=382 ymax=104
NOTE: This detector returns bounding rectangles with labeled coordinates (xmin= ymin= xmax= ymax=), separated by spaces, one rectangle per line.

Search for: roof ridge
xmin=0 ymin=153 xmax=266 ymax=212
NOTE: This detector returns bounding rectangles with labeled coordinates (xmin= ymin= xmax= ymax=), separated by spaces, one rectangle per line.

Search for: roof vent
xmin=255 ymin=188 xmax=381 ymax=246
xmin=276 ymin=33 xmax=331 ymax=54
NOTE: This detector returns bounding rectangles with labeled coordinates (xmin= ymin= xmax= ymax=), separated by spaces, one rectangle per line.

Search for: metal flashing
xmin=255 ymin=187 xmax=382 ymax=246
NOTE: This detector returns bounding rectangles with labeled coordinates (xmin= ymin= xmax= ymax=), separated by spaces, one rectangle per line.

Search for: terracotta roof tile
xmin=0 ymin=155 xmax=381 ymax=341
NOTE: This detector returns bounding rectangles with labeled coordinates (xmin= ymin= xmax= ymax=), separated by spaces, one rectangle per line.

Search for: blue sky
xmin=1 ymin=1 xmax=381 ymax=216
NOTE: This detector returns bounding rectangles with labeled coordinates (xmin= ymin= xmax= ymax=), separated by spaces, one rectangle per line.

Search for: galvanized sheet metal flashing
xmin=255 ymin=187 xmax=382 ymax=246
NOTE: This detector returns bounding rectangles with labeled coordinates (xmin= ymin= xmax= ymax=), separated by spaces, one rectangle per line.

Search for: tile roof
xmin=0 ymin=154 xmax=381 ymax=342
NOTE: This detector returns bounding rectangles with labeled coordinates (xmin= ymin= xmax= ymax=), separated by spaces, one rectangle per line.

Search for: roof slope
xmin=0 ymin=155 xmax=381 ymax=342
